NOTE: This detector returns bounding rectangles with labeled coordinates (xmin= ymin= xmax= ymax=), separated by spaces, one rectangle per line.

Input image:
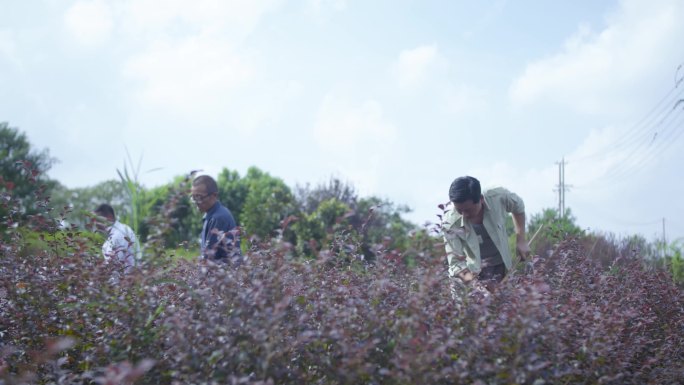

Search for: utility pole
xmin=662 ymin=217 xmax=667 ymax=259
xmin=561 ymin=157 xmax=566 ymax=218
xmin=556 ymin=160 xmax=562 ymax=217
xmin=555 ymin=158 xmax=571 ymax=219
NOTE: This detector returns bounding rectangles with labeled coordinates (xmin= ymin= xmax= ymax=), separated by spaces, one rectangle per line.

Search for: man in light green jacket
xmin=443 ymin=176 xmax=530 ymax=290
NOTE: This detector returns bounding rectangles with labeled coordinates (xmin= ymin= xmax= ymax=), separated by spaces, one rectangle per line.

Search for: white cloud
xmin=0 ymin=30 xmax=20 ymax=68
xmin=564 ymin=121 xmax=684 ymax=237
xmin=567 ymin=115 xmax=684 ymax=191
xmin=509 ymin=0 xmax=684 ymax=114
xmin=504 ymin=0 xmax=684 ymax=238
xmin=313 ymin=92 xmax=397 ymax=193
xmin=392 ymin=44 xmax=488 ymax=117
xmin=462 ymin=0 xmax=508 ymax=40
xmin=442 ymin=84 xmax=489 ymax=115
xmin=231 ymin=79 xmax=305 ymax=134
xmin=63 ymin=0 xmax=114 ymax=46
xmin=566 ymin=125 xmax=627 ymax=186
xmin=340 ymin=155 xmax=385 ymax=197
xmin=116 ymin=0 xmax=287 ymax=127
xmin=306 ymin=0 xmax=347 ymax=23
xmin=392 ymin=44 xmax=445 ymax=89
xmin=122 ymin=36 xmax=254 ymax=114
xmin=309 ymin=0 xmax=347 ymax=12
xmin=122 ymin=0 xmax=282 ymax=41
xmin=314 ymin=93 xmax=396 ymax=149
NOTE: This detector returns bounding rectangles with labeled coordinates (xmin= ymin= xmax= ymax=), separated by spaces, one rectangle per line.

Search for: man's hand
xmin=516 ymin=237 xmax=531 ymax=261
xmin=457 ymin=268 xmax=475 ymax=283
xmin=512 ymin=212 xmax=530 ymax=261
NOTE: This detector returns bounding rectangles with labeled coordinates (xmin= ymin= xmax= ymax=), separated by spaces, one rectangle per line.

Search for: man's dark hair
xmin=449 ymin=176 xmax=481 ymax=204
xmin=193 ymin=175 xmax=218 ymax=195
xmin=94 ymin=203 xmax=116 ymax=220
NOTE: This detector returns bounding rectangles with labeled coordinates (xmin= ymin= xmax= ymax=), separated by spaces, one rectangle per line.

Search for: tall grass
xmin=116 ymin=149 xmax=162 ymax=240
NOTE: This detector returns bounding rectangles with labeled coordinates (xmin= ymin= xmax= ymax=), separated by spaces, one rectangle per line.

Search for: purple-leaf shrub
xmin=1 ymin=168 xmax=683 ymax=384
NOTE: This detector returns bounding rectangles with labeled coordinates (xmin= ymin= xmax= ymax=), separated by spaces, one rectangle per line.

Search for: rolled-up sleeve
xmin=445 ymin=236 xmax=466 ymax=277
xmin=443 ymin=217 xmax=468 ymax=277
xmin=501 ymin=189 xmax=525 ymax=214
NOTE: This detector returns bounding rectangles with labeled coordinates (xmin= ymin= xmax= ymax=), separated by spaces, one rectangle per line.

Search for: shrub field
xmin=1 ymin=217 xmax=683 ymax=384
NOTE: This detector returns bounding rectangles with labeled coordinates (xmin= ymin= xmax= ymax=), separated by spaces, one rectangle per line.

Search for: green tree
xmin=217 ymin=168 xmax=250 ymax=225
xmin=353 ymin=196 xmax=415 ymax=253
xmin=528 ymin=208 xmax=582 ymax=239
xmin=137 ymin=183 xmax=171 ymax=244
xmin=144 ymin=175 xmax=202 ymax=249
xmin=526 ymin=207 xmax=583 ymax=256
xmin=527 ymin=208 xmax=582 ymax=238
xmin=0 ymin=122 xmax=57 ymax=223
xmin=620 ymin=234 xmax=656 ymax=259
xmin=667 ymin=239 xmax=684 ymax=285
xmin=295 ymin=177 xmax=358 ymax=215
xmin=240 ymin=167 xmax=298 ymax=239
xmin=292 ymin=177 xmax=416 ymax=259
xmin=292 ymin=198 xmax=351 ymax=256
xmin=50 ymin=180 xmax=129 ymax=229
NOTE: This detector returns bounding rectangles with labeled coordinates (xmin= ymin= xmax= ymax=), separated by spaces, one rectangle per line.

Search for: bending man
xmin=94 ymin=203 xmax=140 ymax=272
xmin=443 ymin=176 xmax=530 ymax=290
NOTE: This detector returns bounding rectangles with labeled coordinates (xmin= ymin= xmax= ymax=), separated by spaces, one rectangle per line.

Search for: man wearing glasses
xmin=191 ymin=175 xmax=240 ymax=262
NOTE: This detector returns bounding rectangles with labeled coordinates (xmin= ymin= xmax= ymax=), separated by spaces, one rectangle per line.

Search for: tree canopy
xmin=0 ymin=122 xmax=57 ymax=222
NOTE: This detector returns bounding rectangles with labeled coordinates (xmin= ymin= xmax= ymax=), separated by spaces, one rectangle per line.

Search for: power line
xmin=571 ymin=64 xmax=684 ymax=190
xmin=574 ymin=199 xmax=663 ymax=228
xmin=586 ymin=103 xmax=684 ymax=186
xmin=569 ymin=83 xmax=684 ymax=164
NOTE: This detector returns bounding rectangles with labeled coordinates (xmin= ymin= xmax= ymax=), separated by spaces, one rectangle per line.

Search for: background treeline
xmin=1 ymin=122 xmax=415 ymax=261
xmin=2 ymin=121 xmax=683 ymax=281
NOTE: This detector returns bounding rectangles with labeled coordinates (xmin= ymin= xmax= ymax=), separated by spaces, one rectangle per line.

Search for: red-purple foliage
xmin=2 ymin=232 xmax=683 ymax=384
xmin=1 ymin=167 xmax=683 ymax=384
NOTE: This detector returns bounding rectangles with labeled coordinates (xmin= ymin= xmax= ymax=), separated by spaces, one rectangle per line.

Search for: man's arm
xmin=204 ymin=218 xmax=223 ymax=258
xmin=512 ymin=211 xmax=530 ymax=260
xmin=445 ymin=234 xmax=473 ymax=282
xmin=115 ymin=230 xmax=137 ymax=269
xmin=205 ymin=216 xmax=237 ymax=259
xmin=501 ymin=190 xmax=530 ymax=261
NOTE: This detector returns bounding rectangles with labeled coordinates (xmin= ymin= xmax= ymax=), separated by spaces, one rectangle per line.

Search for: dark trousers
xmin=478 ymin=263 xmax=506 ymax=283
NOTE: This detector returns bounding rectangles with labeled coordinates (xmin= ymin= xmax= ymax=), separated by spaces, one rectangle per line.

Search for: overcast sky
xmin=1 ymin=0 xmax=683 ymax=242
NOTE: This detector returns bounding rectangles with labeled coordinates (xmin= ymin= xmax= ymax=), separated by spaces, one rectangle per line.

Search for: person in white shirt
xmin=94 ymin=204 xmax=140 ymax=271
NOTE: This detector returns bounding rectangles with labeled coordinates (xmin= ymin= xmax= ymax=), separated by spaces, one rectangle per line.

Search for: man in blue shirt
xmin=191 ymin=175 xmax=240 ymax=262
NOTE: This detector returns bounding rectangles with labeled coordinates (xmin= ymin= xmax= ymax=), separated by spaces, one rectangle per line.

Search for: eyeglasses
xmin=190 ymin=193 xmax=210 ymax=202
